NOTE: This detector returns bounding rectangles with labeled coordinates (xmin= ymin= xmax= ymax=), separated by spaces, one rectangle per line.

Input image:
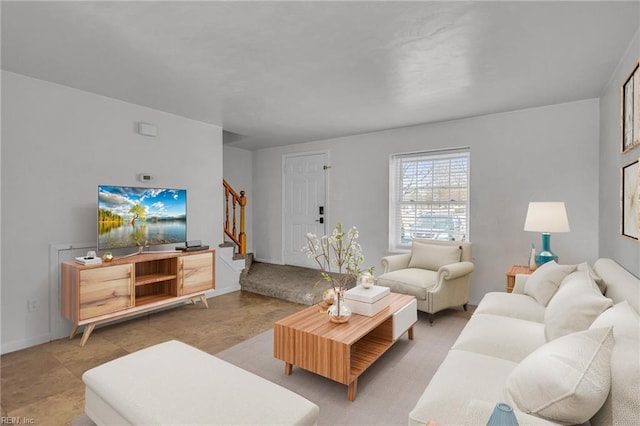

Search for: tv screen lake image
xmin=98 ymin=186 xmax=187 ymax=250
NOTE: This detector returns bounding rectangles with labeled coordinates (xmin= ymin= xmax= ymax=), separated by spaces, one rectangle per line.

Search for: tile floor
xmin=0 ymin=291 xmax=303 ymax=425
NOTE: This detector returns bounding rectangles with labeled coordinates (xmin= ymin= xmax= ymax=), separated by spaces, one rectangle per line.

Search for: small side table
xmin=506 ymin=264 xmax=534 ymax=293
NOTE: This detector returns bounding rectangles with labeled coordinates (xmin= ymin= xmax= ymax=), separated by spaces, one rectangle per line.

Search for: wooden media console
xmin=61 ymin=249 xmax=215 ymax=346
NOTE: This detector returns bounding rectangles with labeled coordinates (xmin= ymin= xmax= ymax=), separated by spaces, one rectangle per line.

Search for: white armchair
xmin=377 ymin=239 xmax=474 ymax=324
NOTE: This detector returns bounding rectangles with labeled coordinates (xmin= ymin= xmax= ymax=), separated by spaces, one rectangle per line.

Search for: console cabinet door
xmin=180 ymin=252 xmax=214 ymax=295
xmin=79 ymin=264 xmax=134 ymax=320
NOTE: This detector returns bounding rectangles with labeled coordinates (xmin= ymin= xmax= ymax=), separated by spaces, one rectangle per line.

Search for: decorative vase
xmin=328 ymin=289 xmax=351 ymax=323
xmin=486 ymin=403 xmax=519 ymax=426
xmin=528 ymin=245 xmax=537 ymax=271
xmin=322 ymin=288 xmax=336 ymax=305
xmin=102 ymin=251 xmax=114 ymax=263
xmin=358 ymin=272 xmax=375 ymax=289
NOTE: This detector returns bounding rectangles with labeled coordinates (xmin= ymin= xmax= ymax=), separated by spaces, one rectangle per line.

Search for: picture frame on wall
xmin=622 ymin=61 xmax=640 ymax=153
xmin=621 ymin=159 xmax=639 ymax=240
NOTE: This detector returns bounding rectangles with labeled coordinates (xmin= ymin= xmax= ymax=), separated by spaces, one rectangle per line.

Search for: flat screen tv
xmin=98 ymin=185 xmax=187 ymax=251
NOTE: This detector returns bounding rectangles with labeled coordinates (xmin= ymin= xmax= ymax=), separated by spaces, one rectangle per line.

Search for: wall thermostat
xmin=137 ymin=122 xmax=158 ymax=137
xmin=138 ymin=173 xmax=154 ymax=182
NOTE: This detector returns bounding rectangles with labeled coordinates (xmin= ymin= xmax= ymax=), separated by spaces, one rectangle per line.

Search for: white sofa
xmin=409 ymin=258 xmax=640 ymax=426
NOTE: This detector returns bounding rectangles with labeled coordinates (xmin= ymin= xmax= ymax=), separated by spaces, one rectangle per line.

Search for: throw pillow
xmin=589 ymin=301 xmax=640 ymax=425
xmin=524 ymin=261 xmax=576 ymax=306
xmin=408 ymin=241 xmax=461 ymax=271
xmin=590 ymin=337 xmax=640 ymax=426
xmin=504 ymin=327 xmax=614 ymax=425
xmin=545 ymin=271 xmax=613 ymax=341
xmin=590 ymin=300 xmax=640 ymax=341
xmin=577 ymin=262 xmax=607 ymax=294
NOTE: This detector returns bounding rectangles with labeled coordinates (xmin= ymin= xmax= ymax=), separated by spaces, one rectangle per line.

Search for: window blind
xmin=389 ymin=148 xmax=470 ymax=251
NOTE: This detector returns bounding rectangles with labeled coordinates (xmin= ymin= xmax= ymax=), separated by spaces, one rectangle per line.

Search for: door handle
xmin=315 ymin=218 xmax=324 ymax=224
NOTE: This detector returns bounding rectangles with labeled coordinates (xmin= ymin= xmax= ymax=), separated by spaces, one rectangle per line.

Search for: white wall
xmin=1 ymin=71 xmax=224 ymax=353
xmin=253 ymin=99 xmax=600 ymax=304
xmin=599 ymin=30 xmax=640 ymax=276
xmin=222 ymin=145 xmax=253 ymax=254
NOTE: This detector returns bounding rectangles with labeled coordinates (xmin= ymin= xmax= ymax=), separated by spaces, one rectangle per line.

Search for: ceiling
xmin=2 ymin=1 xmax=639 ymax=150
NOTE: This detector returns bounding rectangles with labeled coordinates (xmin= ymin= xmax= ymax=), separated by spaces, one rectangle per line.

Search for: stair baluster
xmin=223 ymin=180 xmax=247 ymax=255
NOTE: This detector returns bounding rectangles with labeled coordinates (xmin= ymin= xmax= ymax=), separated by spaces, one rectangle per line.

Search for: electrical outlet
xmin=27 ymin=299 xmax=38 ymax=312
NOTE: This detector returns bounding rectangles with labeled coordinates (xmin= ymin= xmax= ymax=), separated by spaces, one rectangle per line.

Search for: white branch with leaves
xmin=302 ymin=223 xmax=372 ymax=293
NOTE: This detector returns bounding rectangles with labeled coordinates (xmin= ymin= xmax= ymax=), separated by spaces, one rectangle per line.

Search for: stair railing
xmin=223 ymin=179 xmax=247 ymax=255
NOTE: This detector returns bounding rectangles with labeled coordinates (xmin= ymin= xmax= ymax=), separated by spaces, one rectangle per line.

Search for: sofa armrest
xmin=380 ymin=253 xmax=412 ymax=273
xmin=513 ymin=274 xmax=529 ymax=294
xmin=438 ymin=261 xmax=474 ymax=281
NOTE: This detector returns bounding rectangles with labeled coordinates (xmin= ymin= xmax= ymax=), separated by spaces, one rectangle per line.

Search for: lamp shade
xmin=524 ymin=202 xmax=570 ymax=233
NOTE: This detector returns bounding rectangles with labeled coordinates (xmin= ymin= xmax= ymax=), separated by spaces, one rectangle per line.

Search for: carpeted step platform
xmin=240 ymin=262 xmax=353 ymax=305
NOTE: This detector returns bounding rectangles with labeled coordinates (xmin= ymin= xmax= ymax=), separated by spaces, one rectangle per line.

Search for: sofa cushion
xmin=452 ymin=313 xmax=546 ymax=363
xmin=376 ymin=268 xmax=437 ymax=300
xmin=523 ymin=261 xmax=576 ymax=306
xmin=590 ymin=338 xmax=640 ymax=426
xmin=590 ymin=300 xmax=640 ymax=426
xmin=82 ymin=340 xmax=320 ymax=425
xmin=408 ymin=241 xmax=461 ymax=270
xmin=590 ymin=300 xmax=640 ymax=341
xmin=504 ymin=326 xmax=614 ymax=425
xmin=408 ymin=350 xmax=518 ymax=426
xmin=544 ymin=271 xmax=613 ymax=341
xmin=594 ymin=258 xmax=640 ymax=312
xmin=577 ymin=261 xmax=606 ymax=294
xmin=474 ymin=292 xmax=545 ymax=323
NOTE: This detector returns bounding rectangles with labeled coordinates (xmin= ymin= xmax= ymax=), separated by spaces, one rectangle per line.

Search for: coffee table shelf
xmin=274 ymin=293 xmax=417 ymax=401
xmin=350 ymin=334 xmax=390 ymax=375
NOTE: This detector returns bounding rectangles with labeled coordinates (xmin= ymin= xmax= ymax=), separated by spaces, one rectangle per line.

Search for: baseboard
xmin=1 ymin=332 xmax=51 ymax=355
xmin=252 ymin=257 xmax=284 ymax=265
xmin=211 ymin=285 xmax=241 ymax=296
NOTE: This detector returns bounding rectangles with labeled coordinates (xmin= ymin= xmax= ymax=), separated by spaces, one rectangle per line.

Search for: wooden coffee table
xmin=273 ymin=293 xmax=417 ymax=401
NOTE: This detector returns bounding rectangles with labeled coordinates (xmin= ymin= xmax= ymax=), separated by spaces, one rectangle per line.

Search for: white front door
xmin=283 ymin=152 xmax=328 ymax=268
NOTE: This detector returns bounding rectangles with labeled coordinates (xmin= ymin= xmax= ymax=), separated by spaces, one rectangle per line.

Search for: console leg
xmin=80 ymin=324 xmax=95 ymax=346
xmin=347 ymin=379 xmax=358 ymax=401
xmin=199 ymin=294 xmax=209 ymax=308
xmin=69 ymin=325 xmax=79 ymax=340
xmin=428 ymin=313 xmax=435 ymax=325
xmin=463 ymin=303 xmax=468 ymax=311
xmin=284 ymin=363 xmax=293 ymax=376
xmin=408 ymin=326 xmax=414 ymax=340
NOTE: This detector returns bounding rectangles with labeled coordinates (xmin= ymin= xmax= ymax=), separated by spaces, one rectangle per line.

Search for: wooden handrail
xmin=223 ymin=179 xmax=247 ymax=255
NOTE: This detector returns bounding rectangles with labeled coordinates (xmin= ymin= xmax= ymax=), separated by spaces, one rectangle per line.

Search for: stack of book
xmin=75 ymin=256 xmax=102 ymax=265
xmin=344 ymin=285 xmax=390 ymax=317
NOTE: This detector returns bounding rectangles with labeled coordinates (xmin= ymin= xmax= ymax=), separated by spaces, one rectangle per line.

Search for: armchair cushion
xmin=376 ymin=268 xmax=437 ymax=300
xmin=408 ymin=241 xmax=462 ymax=270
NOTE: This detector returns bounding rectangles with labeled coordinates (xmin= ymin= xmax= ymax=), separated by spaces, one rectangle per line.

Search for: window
xmin=389 ymin=148 xmax=470 ymax=251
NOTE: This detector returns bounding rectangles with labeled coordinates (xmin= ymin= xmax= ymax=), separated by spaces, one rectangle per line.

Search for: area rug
xmin=216 ymin=309 xmax=470 ymax=425
xmin=72 ymin=309 xmax=470 ymax=425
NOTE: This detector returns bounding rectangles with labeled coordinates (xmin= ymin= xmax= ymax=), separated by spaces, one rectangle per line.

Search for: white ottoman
xmin=82 ymin=340 xmax=319 ymax=425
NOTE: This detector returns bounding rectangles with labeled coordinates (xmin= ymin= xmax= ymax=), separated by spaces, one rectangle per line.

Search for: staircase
xmin=217 ymin=180 xmax=250 ymax=291
xmin=238 ymin=261 xmax=324 ymax=306
xmin=223 ymin=179 xmax=246 ymax=255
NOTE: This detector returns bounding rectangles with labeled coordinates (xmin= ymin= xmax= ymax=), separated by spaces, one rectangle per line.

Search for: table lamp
xmin=524 ymin=202 xmax=570 ymax=266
